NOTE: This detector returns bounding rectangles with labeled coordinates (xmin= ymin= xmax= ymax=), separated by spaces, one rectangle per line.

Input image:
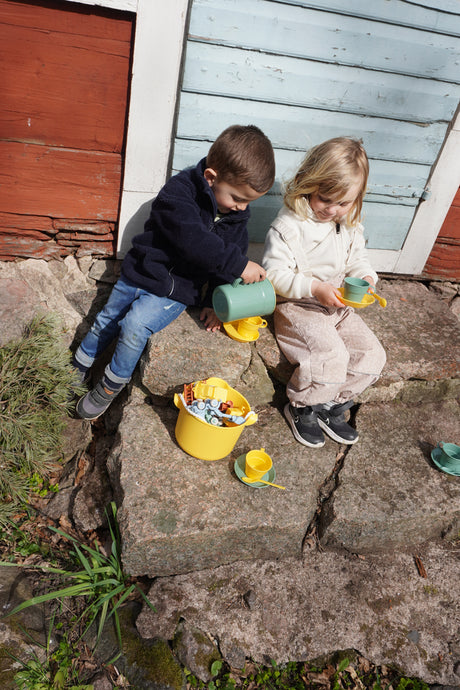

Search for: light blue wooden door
xmin=171 ymin=0 xmax=460 ymax=258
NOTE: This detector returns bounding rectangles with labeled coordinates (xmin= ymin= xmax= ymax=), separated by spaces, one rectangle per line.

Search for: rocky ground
xmin=0 ymin=256 xmax=459 ymax=689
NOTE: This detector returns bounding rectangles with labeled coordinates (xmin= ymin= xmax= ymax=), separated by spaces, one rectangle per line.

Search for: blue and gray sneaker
xmin=76 ymin=380 xmax=124 ymax=420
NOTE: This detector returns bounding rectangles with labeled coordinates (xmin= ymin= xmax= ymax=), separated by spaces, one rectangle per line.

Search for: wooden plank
xmin=0 ymin=228 xmax=52 ymax=241
xmin=0 ymin=3 xmax=133 ymax=152
xmin=176 ymin=92 xmax=449 ymax=166
xmin=171 ymin=139 xmax=430 ymax=199
xmin=0 ymin=142 xmax=122 ymax=220
xmin=0 ymin=212 xmax=55 ymax=233
xmin=182 ymin=42 xmax=460 ymax=124
xmin=0 ymin=234 xmax=63 ymax=261
xmin=269 ymin=0 xmax=460 ymax=37
xmin=1 ymin=0 xmax=133 ymax=40
xmin=189 ymin=0 xmax=460 ymax=82
xmin=449 ymin=186 xmax=460 ymax=206
xmin=423 ymin=242 xmax=460 ymax=281
xmin=247 ymin=196 xmax=414 ymax=250
xmin=395 ymin=113 xmax=460 ymax=275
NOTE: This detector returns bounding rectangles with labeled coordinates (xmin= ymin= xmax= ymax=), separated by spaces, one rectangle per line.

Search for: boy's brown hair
xmin=207 ymin=125 xmax=275 ymax=193
xmin=284 ymin=137 xmax=369 ymax=226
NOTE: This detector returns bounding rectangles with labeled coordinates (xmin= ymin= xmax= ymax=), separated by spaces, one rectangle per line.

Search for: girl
xmin=262 ymin=137 xmax=386 ymax=447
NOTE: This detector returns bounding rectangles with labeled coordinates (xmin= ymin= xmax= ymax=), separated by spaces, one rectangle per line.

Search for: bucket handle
xmin=243 ymin=411 xmax=258 ymax=427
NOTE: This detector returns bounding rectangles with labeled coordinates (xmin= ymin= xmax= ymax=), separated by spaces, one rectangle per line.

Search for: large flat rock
xmin=136 ymin=541 xmax=460 ymax=686
xmin=139 ymin=308 xmax=275 ymax=404
xmin=319 ymin=398 xmax=460 ymax=552
xmin=107 ymin=385 xmax=339 ymax=577
xmin=256 ymin=278 xmax=460 ymax=402
xmin=110 ymin=392 xmax=460 ymax=578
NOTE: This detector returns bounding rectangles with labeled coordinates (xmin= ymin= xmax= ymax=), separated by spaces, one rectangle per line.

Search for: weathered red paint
xmin=423 ymin=187 xmax=460 ymax=281
xmin=0 ymin=0 xmax=133 ymax=260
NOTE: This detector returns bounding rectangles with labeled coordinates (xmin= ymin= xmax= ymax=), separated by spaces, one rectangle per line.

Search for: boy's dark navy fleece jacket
xmin=121 ymin=158 xmax=250 ymax=307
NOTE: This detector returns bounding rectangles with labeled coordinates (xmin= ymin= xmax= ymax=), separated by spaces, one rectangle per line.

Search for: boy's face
xmin=309 ymin=180 xmax=362 ymax=223
xmin=204 ymin=168 xmax=264 ymax=214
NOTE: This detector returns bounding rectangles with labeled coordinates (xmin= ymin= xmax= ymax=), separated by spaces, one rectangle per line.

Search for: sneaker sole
xmin=284 ymin=403 xmax=325 ymax=448
xmin=317 ymin=417 xmax=359 ymax=445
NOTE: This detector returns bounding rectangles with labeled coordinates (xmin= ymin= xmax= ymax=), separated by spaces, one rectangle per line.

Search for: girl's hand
xmin=363 ymin=275 xmax=375 ymax=288
xmin=311 ymin=280 xmax=344 ymax=308
xmin=200 ymin=307 xmax=222 ymax=332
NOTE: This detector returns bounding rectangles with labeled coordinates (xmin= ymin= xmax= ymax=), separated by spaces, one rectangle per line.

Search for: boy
xmin=73 ymin=125 xmax=276 ymax=420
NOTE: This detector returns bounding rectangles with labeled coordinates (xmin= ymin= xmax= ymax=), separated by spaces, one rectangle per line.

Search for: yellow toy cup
xmin=236 ymin=316 xmax=267 ymax=339
xmin=244 ymin=448 xmax=273 ymax=480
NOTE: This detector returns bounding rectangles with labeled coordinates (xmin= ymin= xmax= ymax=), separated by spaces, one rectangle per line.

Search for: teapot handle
xmin=232 ymin=278 xmax=243 ymax=288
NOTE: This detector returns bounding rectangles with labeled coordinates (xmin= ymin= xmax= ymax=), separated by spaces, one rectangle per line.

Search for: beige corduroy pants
xmin=274 ymin=299 xmax=386 ymax=407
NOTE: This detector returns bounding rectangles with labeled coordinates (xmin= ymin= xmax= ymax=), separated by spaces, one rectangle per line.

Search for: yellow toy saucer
xmin=223 ymin=321 xmax=260 ymax=342
xmin=337 ymin=287 xmax=375 ymax=309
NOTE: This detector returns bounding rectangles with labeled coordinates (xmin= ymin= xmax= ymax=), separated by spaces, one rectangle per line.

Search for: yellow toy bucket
xmin=173 ymin=377 xmax=257 ymax=461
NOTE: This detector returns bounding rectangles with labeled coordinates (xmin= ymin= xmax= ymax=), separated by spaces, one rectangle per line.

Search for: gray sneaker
xmin=284 ymin=403 xmax=325 ymax=448
xmin=76 ymin=380 xmax=124 ymax=420
xmin=315 ymin=401 xmax=359 ymax=445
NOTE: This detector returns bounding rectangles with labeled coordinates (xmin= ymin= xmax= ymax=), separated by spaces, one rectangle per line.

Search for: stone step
xmin=107 ymin=278 xmax=460 ymax=578
xmin=108 ymin=390 xmax=459 ymax=577
xmin=139 ymin=278 xmax=460 ymax=409
xmin=256 ymin=278 xmax=460 ymax=404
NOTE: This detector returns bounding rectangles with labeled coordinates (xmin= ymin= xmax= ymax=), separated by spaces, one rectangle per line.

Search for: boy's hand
xmin=311 ymin=280 xmax=344 ymax=308
xmin=200 ymin=307 xmax=222 ymax=332
xmin=240 ymin=260 xmax=266 ymax=283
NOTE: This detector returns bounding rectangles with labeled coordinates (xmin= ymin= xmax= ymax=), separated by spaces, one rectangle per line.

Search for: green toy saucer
xmin=234 ymin=454 xmax=276 ymax=488
xmin=431 ymin=446 xmax=460 ymax=476
xmin=337 ymin=287 xmax=375 ymax=309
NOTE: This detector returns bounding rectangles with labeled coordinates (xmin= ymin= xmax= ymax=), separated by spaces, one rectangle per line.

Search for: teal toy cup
xmin=436 ymin=442 xmax=460 ymax=472
xmin=343 ymin=277 xmax=371 ymax=303
xmin=212 ymin=278 xmax=276 ymax=323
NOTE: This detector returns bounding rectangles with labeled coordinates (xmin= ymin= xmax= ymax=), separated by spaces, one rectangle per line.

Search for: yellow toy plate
xmin=337 ymin=287 xmax=375 ymax=309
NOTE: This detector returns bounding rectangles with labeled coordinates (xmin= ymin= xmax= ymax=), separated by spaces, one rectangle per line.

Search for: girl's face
xmin=309 ymin=180 xmax=362 ymax=223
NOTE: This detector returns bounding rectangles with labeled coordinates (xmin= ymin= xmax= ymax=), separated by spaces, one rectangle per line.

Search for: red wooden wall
xmin=0 ymin=0 xmax=134 ymax=260
xmin=422 ymin=187 xmax=460 ymax=281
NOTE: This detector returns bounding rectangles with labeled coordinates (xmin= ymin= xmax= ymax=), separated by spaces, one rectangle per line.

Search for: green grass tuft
xmin=0 ymin=313 xmax=84 ymax=522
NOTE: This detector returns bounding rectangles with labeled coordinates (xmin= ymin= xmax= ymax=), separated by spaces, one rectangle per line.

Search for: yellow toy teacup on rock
xmin=244 ymin=448 xmax=273 ymax=480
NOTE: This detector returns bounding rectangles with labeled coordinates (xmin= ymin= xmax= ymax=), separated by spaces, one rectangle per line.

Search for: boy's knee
xmin=119 ymin=313 xmax=152 ymax=347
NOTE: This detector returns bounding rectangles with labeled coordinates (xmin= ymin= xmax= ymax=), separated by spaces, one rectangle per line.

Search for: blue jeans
xmin=74 ymin=277 xmax=187 ymax=383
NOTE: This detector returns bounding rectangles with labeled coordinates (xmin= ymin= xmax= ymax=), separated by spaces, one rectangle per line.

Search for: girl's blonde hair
xmin=284 ymin=137 xmax=369 ymax=226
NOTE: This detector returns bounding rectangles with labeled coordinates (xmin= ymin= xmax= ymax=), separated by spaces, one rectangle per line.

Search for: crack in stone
xmin=301 ymin=406 xmax=359 ymax=555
